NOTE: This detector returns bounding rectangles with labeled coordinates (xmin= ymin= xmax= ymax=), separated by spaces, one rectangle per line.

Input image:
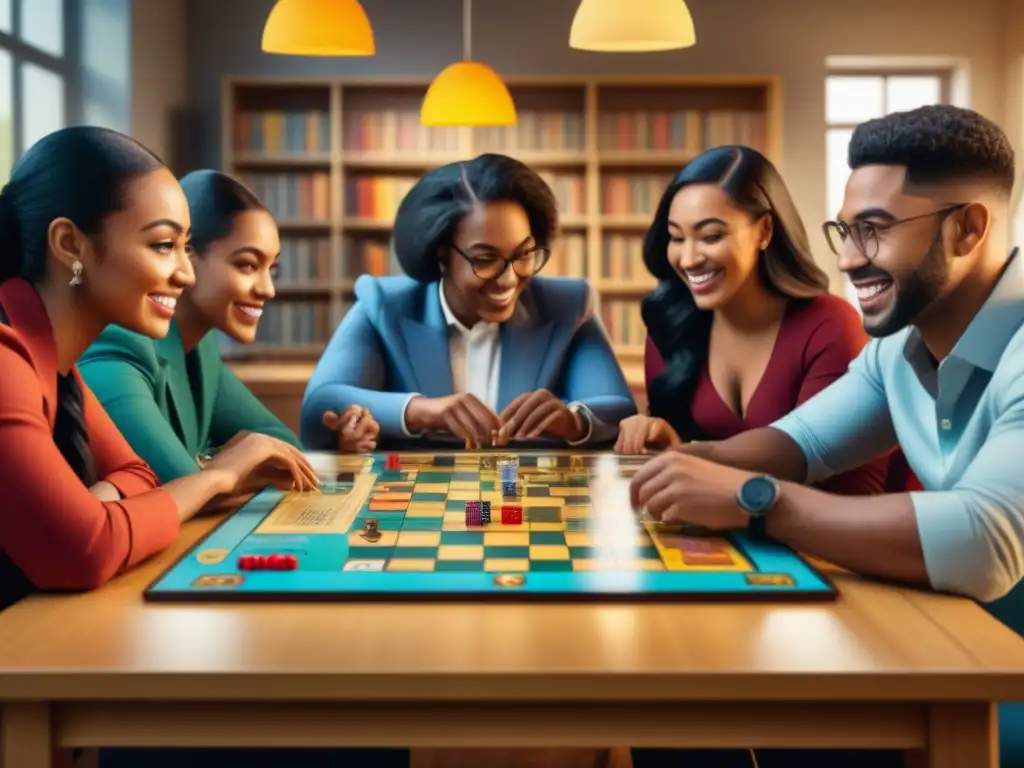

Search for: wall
xmin=130 ymin=0 xmax=187 ymax=168
xmin=80 ymin=0 xmax=131 ymax=132
xmin=178 ymin=0 xmax=1009 ymax=283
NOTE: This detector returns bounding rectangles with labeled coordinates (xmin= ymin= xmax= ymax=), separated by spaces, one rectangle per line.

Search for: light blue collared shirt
xmin=772 ymin=249 xmax=1024 ymax=603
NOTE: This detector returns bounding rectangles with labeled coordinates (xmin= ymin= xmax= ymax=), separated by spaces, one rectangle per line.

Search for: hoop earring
xmin=69 ymin=260 xmax=83 ymax=286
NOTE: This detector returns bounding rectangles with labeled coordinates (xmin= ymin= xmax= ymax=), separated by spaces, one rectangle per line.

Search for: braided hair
xmin=642 ymin=146 xmax=829 ymax=438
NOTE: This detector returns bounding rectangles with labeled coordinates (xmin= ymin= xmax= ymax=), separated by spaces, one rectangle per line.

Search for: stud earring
xmin=69 ymin=260 xmax=83 ymax=286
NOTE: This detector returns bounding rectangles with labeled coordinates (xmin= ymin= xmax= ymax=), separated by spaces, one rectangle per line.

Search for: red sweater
xmin=0 ymin=277 xmax=180 ymax=594
xmin=645 ymin=294 xmax=893 ymax=495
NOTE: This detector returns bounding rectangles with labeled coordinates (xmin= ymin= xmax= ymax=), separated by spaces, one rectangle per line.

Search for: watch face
xmin=742 ymin=477 xmax=776 ymax=513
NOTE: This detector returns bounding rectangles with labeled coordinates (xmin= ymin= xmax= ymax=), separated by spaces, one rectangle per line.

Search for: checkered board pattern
xmin=144 ymin=451 xmax=837 ymax=602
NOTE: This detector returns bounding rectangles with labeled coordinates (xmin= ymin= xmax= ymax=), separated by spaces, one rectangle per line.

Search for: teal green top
xmin=79 ymin=321 xmax=300 ymax=484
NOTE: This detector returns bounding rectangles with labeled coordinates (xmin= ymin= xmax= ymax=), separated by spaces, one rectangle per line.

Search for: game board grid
xmin=337 ymin=459 xmax=755 ymax=575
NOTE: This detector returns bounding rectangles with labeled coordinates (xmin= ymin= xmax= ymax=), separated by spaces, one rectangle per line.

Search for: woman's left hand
xmin=497 ymin=389 xmax=587 ymax=444
xmin=322 ymin=405 xmax=379 ymax=453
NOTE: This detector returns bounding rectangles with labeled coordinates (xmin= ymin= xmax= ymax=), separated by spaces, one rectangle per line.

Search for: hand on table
xmin=205 ymin=431 xmax=319 ymax=494
xmin=406 ymin=393 xmax=502 ymax=449
xmin=322 ymin=404 xmax=379 ymax=453
xmin=496 ymin=389 xmax=586 ymax=444
xmin=629 ymin=450 xmax=755 ymax=529
xmin=613 ymin=415 xmax=683 ymax=454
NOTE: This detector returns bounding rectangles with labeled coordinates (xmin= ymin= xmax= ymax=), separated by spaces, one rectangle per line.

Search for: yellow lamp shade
xmin=421 ymin=62 xmax=517 ymax=126
xmin=261 ymin=0 xmax=375 ymax=56
xmin=569 ymin=0 xmax=696 ymax=51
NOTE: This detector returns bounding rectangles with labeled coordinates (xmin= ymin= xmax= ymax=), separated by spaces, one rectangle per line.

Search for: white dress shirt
xmin=400 ymin=282 xmax=591 ymax=444
xmin=439 ymin=281 xmax=503 ymax=409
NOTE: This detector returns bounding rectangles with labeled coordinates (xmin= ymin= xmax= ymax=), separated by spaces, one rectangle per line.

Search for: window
xmin=0 ymin=0 xmax=77 ymax=183
xmin=825 ymin=71 xmax=950 ymax=306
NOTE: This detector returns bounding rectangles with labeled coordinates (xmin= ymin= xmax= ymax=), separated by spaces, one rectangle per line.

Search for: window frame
xmin=825 ymin=68 xmax=953 ymax=306
xmin=825 ymin=68 xmax=953 ymax=133
xmin=0 ymin=0 xmax=80 ymax=158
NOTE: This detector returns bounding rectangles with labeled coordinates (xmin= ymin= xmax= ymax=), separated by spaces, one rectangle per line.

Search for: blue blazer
xmin=301 ymin=275 xmax=636 ymax=449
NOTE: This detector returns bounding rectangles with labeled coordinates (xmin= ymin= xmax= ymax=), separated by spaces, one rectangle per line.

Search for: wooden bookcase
xmin=221 ymin=75 xmax=781 ymax=417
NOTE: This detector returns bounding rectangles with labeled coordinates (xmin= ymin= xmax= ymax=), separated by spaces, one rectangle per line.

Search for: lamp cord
xmin=463 ymin=0 xmax=471 ymax=60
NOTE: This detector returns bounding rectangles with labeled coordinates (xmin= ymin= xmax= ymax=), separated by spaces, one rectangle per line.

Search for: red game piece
xmin=385 ymin=454 xmax=401 ymax=470
xmin=267 ymin=553 xmax=284 ymax=570
xmin=237 ymin=555 xmax=254 ymax=570
xmin=280 ymin=554 xmax=298 ymax=570
xmin=501 ymin=505 xmax=523 ymax=524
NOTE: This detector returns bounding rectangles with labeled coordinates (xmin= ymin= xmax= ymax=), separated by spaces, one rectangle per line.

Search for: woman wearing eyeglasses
xmin=301 ymin=153 xmax=636 ymax=450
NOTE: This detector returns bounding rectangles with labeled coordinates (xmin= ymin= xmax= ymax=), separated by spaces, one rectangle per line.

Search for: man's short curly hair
xmin=847 ymin=104 xmax=1015 ymax=197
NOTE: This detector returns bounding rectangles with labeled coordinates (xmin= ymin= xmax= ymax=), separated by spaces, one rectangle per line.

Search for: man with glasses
xmin=301 ymin=153 xmax=636 ymax=450
xmin=628 ymin=102 xmax=1024 ymax=767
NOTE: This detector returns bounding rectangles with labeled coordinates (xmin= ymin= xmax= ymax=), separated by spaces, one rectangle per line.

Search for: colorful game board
xmin=144 ymin=451 xmax=836 ymax=601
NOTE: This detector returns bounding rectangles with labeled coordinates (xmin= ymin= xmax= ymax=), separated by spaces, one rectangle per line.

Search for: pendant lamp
xmin=421 ymin=0 xmax=516 ymax=126
xmin=569 ymin=0 xmax=696 ymax=52
xmin=261 ymin=0 xmax=375 ymax=56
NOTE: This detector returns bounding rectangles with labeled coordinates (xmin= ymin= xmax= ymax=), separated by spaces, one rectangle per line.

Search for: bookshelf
xmin=222 ymin=75 xmax=781 ymax=416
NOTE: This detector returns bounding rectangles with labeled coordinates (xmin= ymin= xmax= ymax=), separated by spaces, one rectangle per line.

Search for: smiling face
xmin=836 ymin=165 xmax=958 ymax=337
xmin=183 ymin=208 xmax=280 ymax=343
xmin=67 ymin=167 xmax=195 ymax=338
xmin=443 ymin=200 xmax=546 ymax=325
xmin=665 ymin=184 xmax=771 ymax=311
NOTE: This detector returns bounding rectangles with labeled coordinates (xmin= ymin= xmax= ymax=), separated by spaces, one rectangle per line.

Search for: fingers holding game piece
xmin=498 ymin=389 xmax=580 ymax=442
xmin=441 ymin=393 xmax=501 ymax=448
xmin=338 ymin=406 xmax=380 ymax=453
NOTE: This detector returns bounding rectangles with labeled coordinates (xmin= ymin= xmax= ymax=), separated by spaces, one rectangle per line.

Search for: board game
xmin=144 ymin=451 xmax=836 ymax=602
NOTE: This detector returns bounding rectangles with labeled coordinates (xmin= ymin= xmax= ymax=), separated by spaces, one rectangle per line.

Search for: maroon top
xmin=645 ymin=294 xmax=896 ymax=495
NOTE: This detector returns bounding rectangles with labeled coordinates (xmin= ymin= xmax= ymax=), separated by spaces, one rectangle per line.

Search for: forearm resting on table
xmin=685 ymin=427 xmax=809 ymax=482
xmin=768 ymin=483 xmax=929 ymax=587
xmin=162 ymin=469 xmax=236 ymax=522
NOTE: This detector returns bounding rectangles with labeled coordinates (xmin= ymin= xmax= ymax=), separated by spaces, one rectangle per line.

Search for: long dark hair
xmin=391 ymin=153 xmax=559 ymax=282
xmin=179 ymin=169 xmax=267 ymax=254
xmin=0 ymin=125 xmax=165 ymax=283
xmin=642 ymin=145 xmax=829 ymax=438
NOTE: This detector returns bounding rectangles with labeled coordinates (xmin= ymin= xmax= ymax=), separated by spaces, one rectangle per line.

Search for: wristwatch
xmin=736 ymin=474 xmax=780 ymax=538
xmin=566 ymin=402 xmax=592 ymax=444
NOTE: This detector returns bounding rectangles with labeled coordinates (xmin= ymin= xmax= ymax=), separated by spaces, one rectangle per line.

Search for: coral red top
xmin=0 ymin=277 xmax=179 ymax=604
xmin=644 ymin=294 xmax=901 ymax=495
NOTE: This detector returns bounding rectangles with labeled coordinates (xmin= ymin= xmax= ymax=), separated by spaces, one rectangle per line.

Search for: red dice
xmin=501 ymin=505 xmax=523 ymax=524
xmin=237 ymin=553 xmax=298 ymax=571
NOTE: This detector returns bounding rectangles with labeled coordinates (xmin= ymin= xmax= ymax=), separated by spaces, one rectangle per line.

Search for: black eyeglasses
xmin=452 ymin=245 xmax=551 ymax=280
xmin=822 ymin=204 xmax=966 ymax=261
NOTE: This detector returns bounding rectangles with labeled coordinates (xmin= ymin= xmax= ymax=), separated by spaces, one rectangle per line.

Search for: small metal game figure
xmin=360 ymin=517 xmax=381 ymax=542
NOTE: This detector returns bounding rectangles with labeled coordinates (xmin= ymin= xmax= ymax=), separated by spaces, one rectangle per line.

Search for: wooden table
xmin=2 ymin=516 xmax=1024 ymax=768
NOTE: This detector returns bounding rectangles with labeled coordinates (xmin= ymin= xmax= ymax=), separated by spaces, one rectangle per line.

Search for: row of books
xmin=345 ymin=111 xmax=460 ymax=153
xmin=343 ymin=236 xmax=399 ymax=277
xmin=473 ymin=112 xmax=586 ymax=153
xmin=603 ymin=235 xmax=656 ymax=282
xmin=253 ymin=301 xmax=341 ymax=346
xmin=598 ymin=109 xmax=767 ymax=153
xmin=540 ymin=172 xmax=585 ymax=217
xmin=231 ymin=108 xmax=767 ymax=159
xmin=236 ymin=172 xmax=331 ymax=221
xmin=345 ymin=175 xmax=417 ymax=220
xmin=275 ymin=238 xmax=331 ymax=282
xmin=547 ymin=234 xmax=588 ymax=278
xmin=602 ymin=174 xmax=676 ymax=215
xmin=233 ymin=110 xmax=332 ymax=155
xmin=601 ymin=299 xmax=647 ymax=348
